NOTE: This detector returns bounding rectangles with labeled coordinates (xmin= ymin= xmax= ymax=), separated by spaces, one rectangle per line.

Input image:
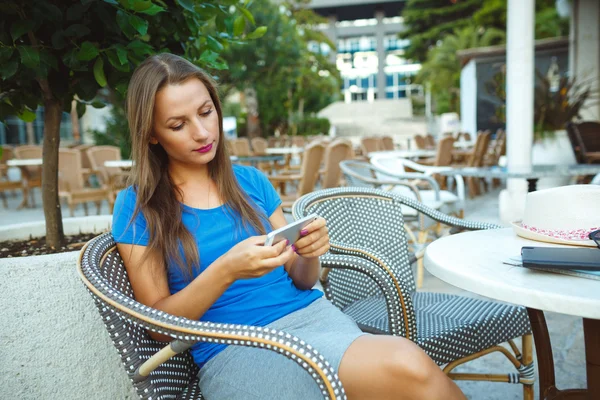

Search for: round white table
xmin=367 ymin=149 xmax=436 ymax=159
xmin=104 ymin=160 xmax=133 ymax=168
xmin=425 ymin=228 xmax=600 ymax=399
xmin=265 ymin=147 xmax=304 ymax=155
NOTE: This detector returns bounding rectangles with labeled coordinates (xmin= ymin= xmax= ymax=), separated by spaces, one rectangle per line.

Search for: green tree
xmin=399 ymin=0 xmax=482 ymax=63
xmin=401 ymin=0 xmax=570 ymax=64
xmin=219 ymin=0 xmax=339 ymax=137
xmin=0 ymin=0 xmax=264 ymax=248
xmin=417 ymin=25 xmax=505 ymax=113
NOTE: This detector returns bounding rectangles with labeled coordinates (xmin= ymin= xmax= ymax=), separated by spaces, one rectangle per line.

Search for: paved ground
xmin=0 ymin=185 xmax=588 ymax=399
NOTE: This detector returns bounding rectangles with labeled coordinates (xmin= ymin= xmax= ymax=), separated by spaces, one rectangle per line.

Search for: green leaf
xmin=116 ymin=10 xmax=137 ymax=39
xmin=237 ymin=6 xmax=255 ymax=26
xmin=0 ymin=47 xmax=14 ymax=62
xmin=216 ymin=14 xmax=226 ymax=33
xmin=51 ymin=31 xmax=66 ymax=49
xmin=128 ymin=13 xmax=148 ymax=35
xmin=127 ymin=40 xmax=153 ymax=56
xmin=93 ymin=57 xmax=107 ymax=87
xmin=66 ymin=3 xmax=87 ymax=21
xmin=76 ymin=101 xmax=86 ymax=119
xmin=91 ymin=100 xmax=107 ymax=109
xmin=102 ymin=0 xmax=119 ymax=5
xmin=199 ymin=49 xmax=219 ymax=64
xmin=138 ymin=4 xmax=164 ymax=15
xmin=115 ymin=44 xmax=128 ymax=65
xmin=77 ymin=41 xmax=99 ymax=61
xmin=10 ymin=20 xmax=35 ymax=41
xmin=17 ymin=108 xmax=36 ymax=122
xmin=177 ymin=0 xmax=195 ymax=12
xmin=17 ymin=45 xmax=40 ymax=68
xmin=233 ymin=16 xmax=245 ymax=36
xmin=0 ymin=57 xmax=19 ymax=80
xmin=246 ymin=26 xmax=267 ymax=40
xmin=208 ymin=58 xmax=228 ymax=70
xmin=106 ymin=49 xmax=130 ymax=72
xmin=64 ymin=24 xmax=91 ymax=38
xmin=206 ymin=36 xmax=224 ymax=52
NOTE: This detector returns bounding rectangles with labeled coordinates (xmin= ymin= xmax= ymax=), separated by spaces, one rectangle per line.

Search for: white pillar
xmin=570 ymin=0 xmax=600 ymax=120
xmin=375 ymin=10 xmax=386 ymax=101
xmin=326 ymin=15 xmax=338 ymax=66
xmin=499 ymin=0 xmax=535 ymax=224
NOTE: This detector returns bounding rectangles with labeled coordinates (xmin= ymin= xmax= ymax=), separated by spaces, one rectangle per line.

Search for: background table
xmin=6 ymin=159 xmax=43 ymax=208
xmin=425 ymin=228 xmax=600 ymax=399
xmin=368 ymin=149 xmax=436 ymax=160
xmin=438 ymin=165 xmax=600 ymax=192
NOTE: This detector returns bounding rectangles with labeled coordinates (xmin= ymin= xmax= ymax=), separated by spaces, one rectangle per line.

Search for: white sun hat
xmin=511 ymin=185 xmax=600 ymax=247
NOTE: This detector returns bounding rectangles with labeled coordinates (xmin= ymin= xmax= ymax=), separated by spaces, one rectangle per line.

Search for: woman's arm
xmin=269 ymin=207 xmax=330 ymax=290
xmin=117 ymin=236 xmax=292 ymax=342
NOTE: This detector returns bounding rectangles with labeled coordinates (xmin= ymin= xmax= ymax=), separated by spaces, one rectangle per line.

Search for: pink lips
xmin=194 ymin=143 xmax=213 ymax=153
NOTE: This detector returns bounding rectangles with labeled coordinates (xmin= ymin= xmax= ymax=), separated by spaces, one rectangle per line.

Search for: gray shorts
xmin=198 ymin=297 xmax=367 ymax=400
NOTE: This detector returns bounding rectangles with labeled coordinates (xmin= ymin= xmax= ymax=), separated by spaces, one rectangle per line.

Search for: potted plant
xmin=532 ymin=69 xmax=596 ymax=187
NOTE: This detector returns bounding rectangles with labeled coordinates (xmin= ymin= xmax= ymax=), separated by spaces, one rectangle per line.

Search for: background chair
xmin=381 ymin=136 xmax=395 ymax=151
xmin=566 ymin=121 xmax=600 ymax=164
xmin=87 ymin=145 xmax=129 ymax=203
xmin=360 ymin=137 xmax=382 ymax=157
xmin=78 ymin=233 xmax=345 ymax=400
xmin=413 ymin=135 xmax=429 ymax=150
xmin=0 ymin=145 xmax=25 ymax=209
xmin=320 ymin=139 xmax=353 ymax=189
xmin=250 ymin=137 xmax=268 ymax=155
xmin=58 ymin=149 xmax=113 ymax=216
xmin=268 ymin=141 xmax=325 ymax=210
xmin=292 ymin=187 xmax=534 ymax=400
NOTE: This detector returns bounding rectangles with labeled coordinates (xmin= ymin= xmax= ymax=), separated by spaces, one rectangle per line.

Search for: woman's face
xmin=152 ymin=78 xmax=220 ymax=167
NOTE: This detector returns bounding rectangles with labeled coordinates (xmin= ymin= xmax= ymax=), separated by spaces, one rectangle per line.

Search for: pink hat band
xmin=521 ymin=224 xmax=599 ymax=241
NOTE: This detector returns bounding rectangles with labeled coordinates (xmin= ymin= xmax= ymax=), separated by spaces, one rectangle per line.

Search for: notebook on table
xmin=519 ymin=246 xmax=600 ymax=281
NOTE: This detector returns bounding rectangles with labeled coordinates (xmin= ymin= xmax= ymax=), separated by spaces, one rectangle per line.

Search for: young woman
xmin=112 ymin=53 xmax=465 ymax=400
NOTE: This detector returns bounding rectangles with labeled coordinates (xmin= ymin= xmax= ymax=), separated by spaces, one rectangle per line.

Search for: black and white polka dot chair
xmin=78 ymin=233 xmax=346 ymax=400
xmin=292 ymin=187 xmax=535 ymax=399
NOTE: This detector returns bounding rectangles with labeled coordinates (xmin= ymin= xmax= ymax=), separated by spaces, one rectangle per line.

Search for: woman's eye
xmin=171 ymin=123 xmax=184 ymax=131
xmin=201 ymin=109 xmax=213 ymax=117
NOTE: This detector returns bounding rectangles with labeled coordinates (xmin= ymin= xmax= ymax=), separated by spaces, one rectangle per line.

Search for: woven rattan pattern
xmin=79 ymin=233 xmax=346 ymax=400
xmin=292 ymin=187 xmax=531 ymax=365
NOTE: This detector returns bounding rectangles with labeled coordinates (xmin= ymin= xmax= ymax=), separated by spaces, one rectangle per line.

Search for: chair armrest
xmin=268 ymin=174 xmax=303 ymax=183
xmin=321 ymin=248 xmax=417 ymax=341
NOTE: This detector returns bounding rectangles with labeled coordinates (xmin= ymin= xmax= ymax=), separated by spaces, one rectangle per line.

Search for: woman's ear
xmin=149 ymin=137 xmax=159 ymax=145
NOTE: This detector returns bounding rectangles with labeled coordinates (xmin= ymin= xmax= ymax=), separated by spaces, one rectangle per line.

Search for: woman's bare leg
xmin=338 ymin=335 xmax=466 ymax=400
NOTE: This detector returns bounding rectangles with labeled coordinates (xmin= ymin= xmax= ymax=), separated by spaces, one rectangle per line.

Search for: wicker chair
xmin=566 ymin=121 xmax=600 ymax=164
xmin=78 ymin=233 xmax=346 ymax=400
xmin=292 ymin=187 xmax=534 ymax=400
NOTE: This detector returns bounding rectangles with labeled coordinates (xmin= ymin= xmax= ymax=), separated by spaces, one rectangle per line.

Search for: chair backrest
xmin=87 ymin=146 xmax=122 ymax=185
xmin=413 ymin=135 xmax=427 ymax=149
xmin=1 ymin=145 xmax=14 ymax=164
xmin=339 ymin=159 xmax=381 ymax=188
xmin=73 ymin=144 xmax=94 ymax=169
xmin=267 ymin=136 xmax=278 ymax=148
xmin=232 ymin=138 xmax=252 ymax=156
xmin=79 ymin=234 xmax=201 ymax=399
xmin=321 ymin=139 xmax=353 ymax=189
xmin=292 ymin=188 xmax=417 ymax=311
xmin=360 ymin=137 xmax=381 ymax=155
xmin=463 ymin=132 xmax=472 ymax=142
xmin=433 ymin=136 xmax=454 ymax=166
xmin=291 ymin=136 xmax=305 ymax=147
xmin=58 ymin=149 xmax=86 ymax=191
xmin=425 ymin=134 xmax=436 ymax=147
xmin=468 ymin=131 xmax=491 ymax=167
xmin=567 ymin=121 xmax=600 ymax=163
xmin=250 ymin=137 xmax=268 ymax=155
xmin=381 ymin=136 xmax=395 ymax=151
xmin=14 ymin=145 xmax=42 ymax=177
xmin=298 ymin=141 xmax=326 ymax=196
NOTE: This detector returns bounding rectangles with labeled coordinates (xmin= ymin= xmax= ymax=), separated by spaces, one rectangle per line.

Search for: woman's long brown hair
xmin=126 ymin=53 xmax=267 ymax=279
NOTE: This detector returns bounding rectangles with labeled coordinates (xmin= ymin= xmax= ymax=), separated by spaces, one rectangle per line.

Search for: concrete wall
xmin=0 ymin=216 xmax=137 ymax=399
xmin=0 ymin=251 xmax=138 ymax=400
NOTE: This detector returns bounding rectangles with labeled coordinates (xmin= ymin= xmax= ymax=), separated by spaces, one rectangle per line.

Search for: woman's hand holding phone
xmin=292 ymin=217 xmax=330 ymax=259
xmin=219 ymin=235 xmax=294 ymax=280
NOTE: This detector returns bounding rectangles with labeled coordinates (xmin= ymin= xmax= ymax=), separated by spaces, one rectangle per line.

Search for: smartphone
xmin=521 ymin=246 xmax=600 ymax=271
xmin=264 ymin=214 xmax=319 ymax=246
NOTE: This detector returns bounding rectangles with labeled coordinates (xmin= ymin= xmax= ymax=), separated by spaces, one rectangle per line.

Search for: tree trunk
xmin=42 ymin=98 xmax=64 ymax=249
xmin=243 ymin=87 xmax=261 ymax=138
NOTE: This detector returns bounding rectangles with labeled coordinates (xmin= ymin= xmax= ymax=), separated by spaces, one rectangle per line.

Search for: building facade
xmin=308 ymin=0 xmax=421 ymax=103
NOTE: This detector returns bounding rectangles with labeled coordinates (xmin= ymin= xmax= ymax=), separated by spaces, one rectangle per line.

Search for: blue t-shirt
xmin=111 ymin=164 xmax=322 ymax=368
